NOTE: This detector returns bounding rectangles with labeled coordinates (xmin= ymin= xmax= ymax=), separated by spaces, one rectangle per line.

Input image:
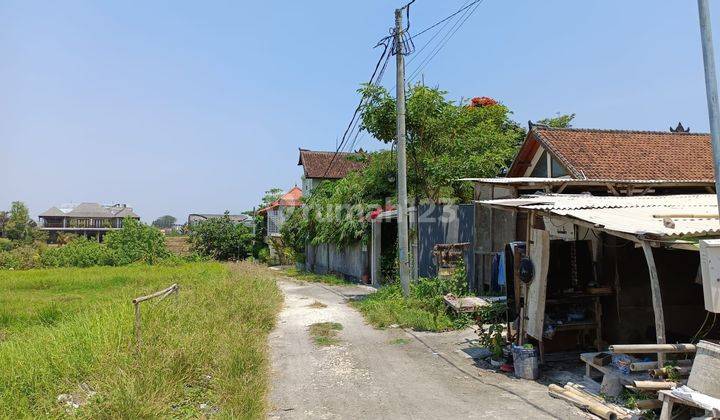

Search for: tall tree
xmin=360 ymin=85 xmax=525 ymax=202
xmin=152 ymin=215 xmax=177 ymax=229
xmin=537 ymin=113 xmax=575 ymax=128
xmin=4 ymin=202 xmax=36 ymax=243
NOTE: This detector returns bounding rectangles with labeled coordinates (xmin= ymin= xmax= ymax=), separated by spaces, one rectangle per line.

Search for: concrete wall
xmin=416 ymin=204 xmax=475 ymax=286
xmin=306 ymin=241 xmax=369 ymax=281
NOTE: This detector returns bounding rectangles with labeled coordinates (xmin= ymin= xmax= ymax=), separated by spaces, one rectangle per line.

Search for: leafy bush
xmin=353 ymin=277 xmax=472 ymax=332
xmin=40 ymin=238 xmax=117 ymax=268
xmin=279 ymin=209 xmax=307 ymax=263
xmin=0 ymin=238 xmax=12 ymax=252
xmin=257 ymin=247 xmax=270 ymax=264
xmin=104 ymin=218 xmax=169 ymax=265
xmin=0 ymin=246 xmax=41 ymax=270
xmin=188 ymin=213 xmax=254 ymax=261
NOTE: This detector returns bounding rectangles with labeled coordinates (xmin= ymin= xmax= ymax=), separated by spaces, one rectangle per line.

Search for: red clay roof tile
xmin=508 ymin=127 xmax=714 ymax=181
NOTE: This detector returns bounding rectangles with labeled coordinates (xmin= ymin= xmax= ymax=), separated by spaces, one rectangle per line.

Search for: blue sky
xmin=1 ymin=0 xmax=718 ymax=222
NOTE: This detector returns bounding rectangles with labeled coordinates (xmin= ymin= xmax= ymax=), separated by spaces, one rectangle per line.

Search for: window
xmin=530 ymin=151 xmax=548 ymax=177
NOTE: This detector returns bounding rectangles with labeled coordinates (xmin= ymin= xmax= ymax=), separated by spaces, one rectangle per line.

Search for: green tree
xmin=152 ymin=215 xmax=177 ymax=229
xmin=4 ymin=202 xmax=41 ymax=244
xmin=360 ymin=85 xmax=525 ymax=202
xmin=104 ymin=218 xmax=168 ymax=265
xmin=537 ymin=113 xmax=575 ymax=128
xmin=188 ymin=212 xmax=254 ymax=260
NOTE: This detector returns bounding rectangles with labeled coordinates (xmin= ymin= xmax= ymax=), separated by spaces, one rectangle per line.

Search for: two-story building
xmin=38 ymin=203 xmax=140 ymax=242
xmin=297 ymin=149 xmax=367 ymax=196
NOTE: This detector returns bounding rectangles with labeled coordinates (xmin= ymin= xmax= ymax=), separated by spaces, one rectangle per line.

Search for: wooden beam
xmin=606 ymin=183 xmax=620 ymax=196
xmin=641 ymin=242 xmax=667 ymax=366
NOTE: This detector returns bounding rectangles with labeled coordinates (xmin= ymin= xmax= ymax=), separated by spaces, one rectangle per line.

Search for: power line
xmin=409 ymin=0 xmax=484 ymax=40
xmin=406 ymin=0 xmax=473 ymax=69
xmin=322 ymin=40 xmax=393 ymax=177
xmin=407 ymin=0 xmax=484 ymax=84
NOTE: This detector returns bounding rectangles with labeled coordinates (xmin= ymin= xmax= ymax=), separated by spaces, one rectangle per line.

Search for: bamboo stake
xmin=632 ymin=380 xmax=679 ymax=391
xmin=548 ymin=385 xmax=618 ymax=420
xmin=609 ymin=344 xmax=696 ymax=354
xmin=132 ymin=283 xmax=180 ymax=350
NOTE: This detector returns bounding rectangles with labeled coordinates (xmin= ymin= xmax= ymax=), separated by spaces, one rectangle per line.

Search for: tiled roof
xmin=298 ymin=149 xmax=367 ymax=179
xmin=258 ymin=186 xmax=303 ymax=214
xmin=508 ymin=126 xmax=715 ymax=181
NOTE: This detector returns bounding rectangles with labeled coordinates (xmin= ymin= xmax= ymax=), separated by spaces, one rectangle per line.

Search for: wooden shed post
xmin=641 ymin=241 xmax=667 ymax=366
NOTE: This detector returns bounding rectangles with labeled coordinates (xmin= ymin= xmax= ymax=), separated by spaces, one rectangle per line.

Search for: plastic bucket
xmin=512 ymin=345 xmax=539 ymax=380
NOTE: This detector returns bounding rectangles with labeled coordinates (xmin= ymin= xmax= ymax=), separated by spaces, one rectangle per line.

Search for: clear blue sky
xmin=1 ymin=0 xmax=718 ymax=222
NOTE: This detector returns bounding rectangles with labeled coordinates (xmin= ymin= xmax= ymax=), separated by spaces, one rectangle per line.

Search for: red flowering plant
xmin=469 ymin=96 xmax=498 ymax=108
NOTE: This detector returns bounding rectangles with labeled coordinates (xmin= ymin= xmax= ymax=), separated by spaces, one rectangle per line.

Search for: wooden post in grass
xmin=132 ymin=283 xmax=179 ymax=350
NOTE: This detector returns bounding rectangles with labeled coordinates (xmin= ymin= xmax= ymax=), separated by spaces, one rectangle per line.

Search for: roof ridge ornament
xmin=670 ymin=122 xmax=690 ymax=133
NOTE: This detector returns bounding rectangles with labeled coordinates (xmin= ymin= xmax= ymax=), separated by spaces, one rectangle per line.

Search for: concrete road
xmin=268 ymin=278 xmax=585 ymax=419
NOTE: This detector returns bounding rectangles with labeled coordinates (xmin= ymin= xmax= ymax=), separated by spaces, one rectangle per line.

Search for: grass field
xmin=0 ymin=261 xmax=281 ymax=418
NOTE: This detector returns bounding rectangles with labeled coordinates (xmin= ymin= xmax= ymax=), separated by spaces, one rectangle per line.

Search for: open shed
xmin=478 ymin=193 xmax=720 ymax=364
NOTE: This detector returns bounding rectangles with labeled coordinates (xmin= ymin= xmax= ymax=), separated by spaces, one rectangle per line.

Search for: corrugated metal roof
xmin=478 ymin=194 xmax=720 ymax=239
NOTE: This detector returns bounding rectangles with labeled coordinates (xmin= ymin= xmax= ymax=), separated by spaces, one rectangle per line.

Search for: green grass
xmin=351 ymin=279 xmax=472 ymax=332
xmin=308 ymin=322 xmax=343 ymax=346
xmin=280 ymin=267 xmax=351 ymax=285
xmin=389 ymin=338 xmax=411 ymax=345
xmin=0 ymin=261 xmax=282 ymax=418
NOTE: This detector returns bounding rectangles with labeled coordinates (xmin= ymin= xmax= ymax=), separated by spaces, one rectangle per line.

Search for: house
xmin=297 ymin=149 xmax=367 ymax=195
xmin=38 ymin=203 xmax=140 ymax=242
xmin=258 ymin=186 xmax=303 ymax=237
xmin=467 ymin=124 xmax=720 ymax=362
xmin=187 ymin=213 xmax=254 ymax=229
xmin=478 ymin=193 xmax=720 ymax=364
xmin=507 ymin=123 xmax=713 ymax=184
xmin=466 ymin=124 xmax=716 ymax=292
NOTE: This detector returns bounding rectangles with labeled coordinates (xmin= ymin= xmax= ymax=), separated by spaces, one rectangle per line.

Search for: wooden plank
xmin=526 ymin=228 xmax=550 ymax=340
xmin=641 ymin=242 xmax=667 ymax=367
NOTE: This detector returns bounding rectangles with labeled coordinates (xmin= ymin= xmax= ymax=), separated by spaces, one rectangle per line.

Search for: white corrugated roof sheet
xmin=478 ymin=194 xmax=720 ymax=239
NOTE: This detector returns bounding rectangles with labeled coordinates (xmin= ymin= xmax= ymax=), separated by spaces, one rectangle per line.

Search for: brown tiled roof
xmin=298 ymin=149 xmax=367 ymax=179
xmin=508 ymin=126 xmax=715 ymax=181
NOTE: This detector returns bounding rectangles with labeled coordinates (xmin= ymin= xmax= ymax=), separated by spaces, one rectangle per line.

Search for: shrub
xmin=257 ymin=247 xmax=270 ymax=264
xmin=104 ymin=218 xmax=169 ymax=265
xmin=353 ymin=277 xmax=472 ymax=332
xmin=0 ymin=238 xmax=12 ymax=252
xmin=0 ymin=245 xmax=40 ymax=270
xmin=40 ymin=238 xmax=117 ymax=268
xmin=188 ymin=213 xmax=254 ymax=261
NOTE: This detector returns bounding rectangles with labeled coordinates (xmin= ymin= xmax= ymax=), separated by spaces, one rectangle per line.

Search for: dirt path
xmin=268 ymin=278 xmax=584 ymax=419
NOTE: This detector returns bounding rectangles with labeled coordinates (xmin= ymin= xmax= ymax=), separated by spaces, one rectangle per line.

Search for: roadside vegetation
xmin=280 ymin=267 xmax=351 ymax=285
xmin=352 ymin=271 xmax=473 ymax=332
xmin=0 ymin=261 xmax=281 ymax=418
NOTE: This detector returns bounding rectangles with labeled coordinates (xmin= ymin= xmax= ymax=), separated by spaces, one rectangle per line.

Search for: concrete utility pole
xmin=698 ymin=0 xmax=720 ymax=209
xmin=395 ymin=8 xmax=411 ymax=296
